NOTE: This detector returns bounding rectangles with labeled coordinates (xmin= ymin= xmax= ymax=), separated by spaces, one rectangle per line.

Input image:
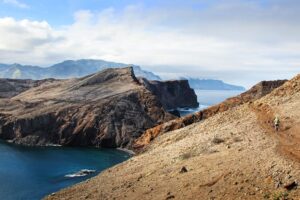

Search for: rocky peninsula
xmin=0 ymin=67 xmax=198 ymax=148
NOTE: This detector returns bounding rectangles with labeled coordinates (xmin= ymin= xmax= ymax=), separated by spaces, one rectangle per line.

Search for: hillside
xmin=0 ymin=59 xmax=161 ymax=80
xmin=134 ymin=79 xmax=287 ymax=151
xmin=45 ymin=74 xmax=300 ymax=199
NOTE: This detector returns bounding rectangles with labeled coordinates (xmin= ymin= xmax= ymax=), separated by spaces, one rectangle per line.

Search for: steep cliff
xmin=140 ymin=78 xmax=199 ymax=110
xmin=133 ymin=79 xmax=287 ymax=150
xmin=0 ymin=67 xmax=174 ymax=148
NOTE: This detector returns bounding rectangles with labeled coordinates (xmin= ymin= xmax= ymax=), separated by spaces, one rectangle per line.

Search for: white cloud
xmin=0 ymin=2 xmax=299 ymax=87
xmin=0 ymin=17 xmax=60 ymax=50
xmin=3 ymin=0 xmax=29 ymax=9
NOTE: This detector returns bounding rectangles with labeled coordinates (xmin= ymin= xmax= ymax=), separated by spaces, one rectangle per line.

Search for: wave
xmin=170 ymin=104 xmax=209 ymax=112
xmin=177 ymin=105 xmax=209 ymax=112
xmin=65 ymin=169 xmax=96 ymax=178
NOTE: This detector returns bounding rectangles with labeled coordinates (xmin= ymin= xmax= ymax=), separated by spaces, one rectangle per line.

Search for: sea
xmin=178 ymin=90 xmax=243 ymax=116
xmin=0 ymin=141 xmax=129 ymax=200
xmin=0 ymin=89 xmax=242 ymax=200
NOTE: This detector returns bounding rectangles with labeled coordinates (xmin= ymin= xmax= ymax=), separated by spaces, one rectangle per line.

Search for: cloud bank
xmin=0 ymin=1 xmax=299 ymax=87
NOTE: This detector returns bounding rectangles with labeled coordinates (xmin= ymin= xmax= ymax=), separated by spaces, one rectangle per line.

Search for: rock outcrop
xmin=0 ymin=67 xmax=179 ymax=148
xmin=133 ymin=79 xmax=287 ymax=151
xmin=140 ymin=78 xmax=199 ymax=110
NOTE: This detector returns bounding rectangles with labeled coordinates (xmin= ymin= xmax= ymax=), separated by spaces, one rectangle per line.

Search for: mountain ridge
xmin=0 ymin=60 xmax=246 ymax=90
xmin=0 ymin=59 xmax=161 ymax=81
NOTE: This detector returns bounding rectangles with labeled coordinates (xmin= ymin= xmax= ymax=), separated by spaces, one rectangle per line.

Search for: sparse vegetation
xmin=233 ymin=137 xmax=243 ymax=143
xmin=272 ymin=191 xmax=289 ymax=200
xmin=179 ymin=152 xmax=193 ymax=160
xmin=212 ymin=136 xmax=225 ymax=144
xmin=263 ymin=192 xmax=271 ymax=199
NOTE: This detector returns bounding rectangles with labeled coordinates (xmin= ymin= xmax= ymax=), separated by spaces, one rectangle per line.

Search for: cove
xmin=0 ymin=140 xmax=130 ymax=200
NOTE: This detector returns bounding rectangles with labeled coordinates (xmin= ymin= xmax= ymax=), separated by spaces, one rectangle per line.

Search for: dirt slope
xmin=45 ymin=74 xmax=300 ymax=200
xmin=133 ymin=80 xmax=286 ymax=151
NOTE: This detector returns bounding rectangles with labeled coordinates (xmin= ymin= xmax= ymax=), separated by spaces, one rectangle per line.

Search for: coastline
xmin=117 ymin=147 xmax=136 ymax=156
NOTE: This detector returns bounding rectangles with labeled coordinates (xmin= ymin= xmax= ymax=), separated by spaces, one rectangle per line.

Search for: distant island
xmin=181 ymin=77 xmax=245 ymax=91
xmin=0 ymin=59 xmax=245 ymax=91
xmin=0 ymin=59 xmax=161 ymax=81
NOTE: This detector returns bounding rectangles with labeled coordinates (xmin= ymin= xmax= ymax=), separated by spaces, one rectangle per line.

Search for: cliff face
xmin=0 ymin=67 xmax=176 ymax=148
xmin=133 ymin=79 xmax=287 ymax=151
xmin=140 ymin=78 xmax=199 ymax=110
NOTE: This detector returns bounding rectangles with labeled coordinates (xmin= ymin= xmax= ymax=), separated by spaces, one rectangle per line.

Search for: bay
xmin=0 ymin=141 xmax=129 ymax=200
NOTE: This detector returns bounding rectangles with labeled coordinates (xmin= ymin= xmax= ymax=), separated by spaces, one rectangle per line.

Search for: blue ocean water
xmin=195 ymin=90 xmax=243 ymax=106
xmin=0 ymin=141 xmax=129 ymax=200
xmin=178 ymin=90 xmax=243 ymax=116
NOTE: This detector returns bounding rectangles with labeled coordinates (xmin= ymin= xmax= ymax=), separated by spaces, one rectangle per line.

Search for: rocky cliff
xmin=0 ymin=67 xmax=198 ymax=148
xmin=140 ymin=78 xmax=199 ymax=110
xmin=133 ymin=79 xmax=287 ymax=151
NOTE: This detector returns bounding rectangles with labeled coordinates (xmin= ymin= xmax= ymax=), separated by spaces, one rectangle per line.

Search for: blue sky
xmin=0 ymin=0 xmax=219 ymax=26
xmin=0 ymin=0 xmax=299 ymax=87
xmin=1 ymin=0 xmax=146 ymax=25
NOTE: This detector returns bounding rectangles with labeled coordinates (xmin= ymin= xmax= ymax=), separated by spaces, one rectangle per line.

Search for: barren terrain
xmin=45 ymin=75 xmax=300 ymax=200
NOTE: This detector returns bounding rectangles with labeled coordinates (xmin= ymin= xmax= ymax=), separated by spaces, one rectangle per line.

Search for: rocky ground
xmin=45 ymin=74 xmax=300 ymax=199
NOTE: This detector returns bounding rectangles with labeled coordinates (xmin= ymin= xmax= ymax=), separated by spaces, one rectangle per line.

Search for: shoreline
xmin=117 ymin=147 xmax=136 ymax=156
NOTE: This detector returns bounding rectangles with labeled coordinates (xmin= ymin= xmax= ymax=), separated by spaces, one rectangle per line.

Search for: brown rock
xmin=284 ymin=181 xmax=298 ymax=190
xmin=180 ymin=166 xmax=188 ymax=173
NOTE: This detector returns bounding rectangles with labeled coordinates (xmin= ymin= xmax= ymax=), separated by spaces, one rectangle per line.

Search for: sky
xmin=0 ymin=0 xmax=299 ymax=88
